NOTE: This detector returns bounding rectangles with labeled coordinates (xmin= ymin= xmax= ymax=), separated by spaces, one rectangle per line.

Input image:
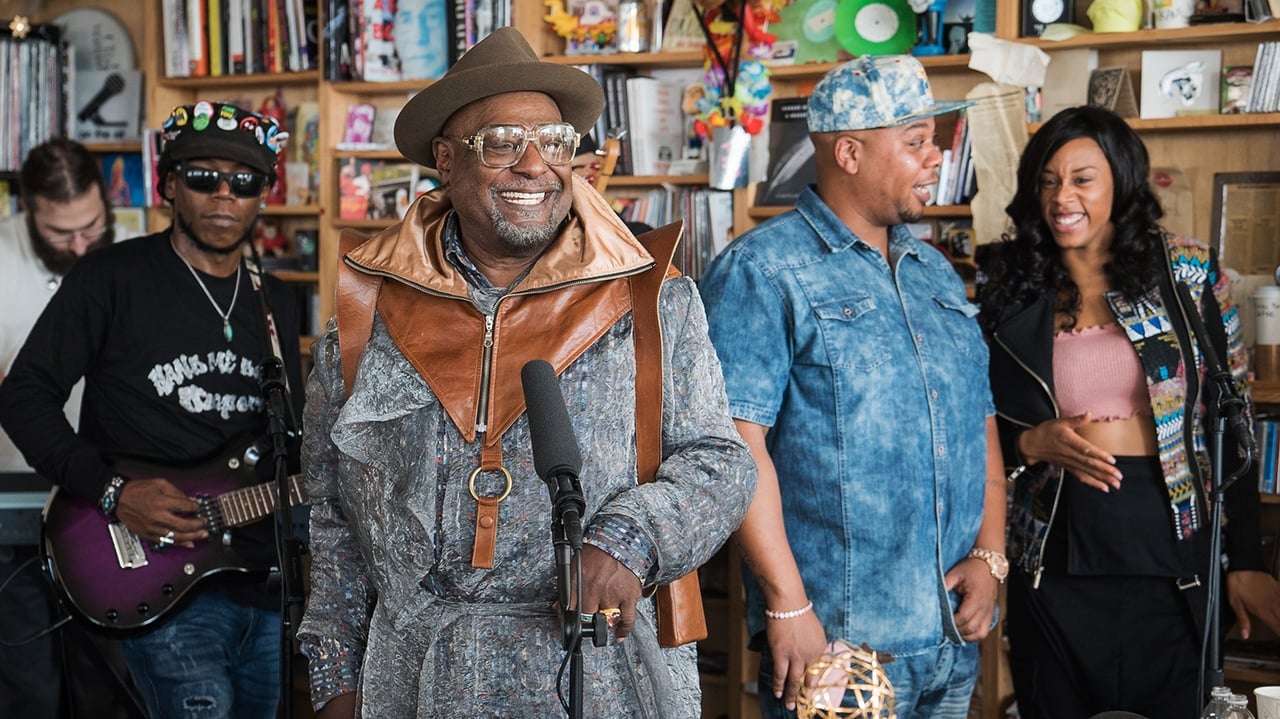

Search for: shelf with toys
xmin=533 ymin=0 xmax=777 ymax=278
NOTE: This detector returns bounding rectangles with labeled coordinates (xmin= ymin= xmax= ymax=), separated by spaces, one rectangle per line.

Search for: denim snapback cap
xmin=807 ymin=55 xmax=974 ymax=133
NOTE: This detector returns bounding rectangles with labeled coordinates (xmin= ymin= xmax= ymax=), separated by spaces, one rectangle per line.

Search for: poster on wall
xmin=54 ymin=8 xmax=143 ymax=142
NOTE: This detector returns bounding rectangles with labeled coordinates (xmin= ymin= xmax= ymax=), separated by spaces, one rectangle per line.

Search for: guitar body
xmin=41 ymin=441 xmax=303 ymax=633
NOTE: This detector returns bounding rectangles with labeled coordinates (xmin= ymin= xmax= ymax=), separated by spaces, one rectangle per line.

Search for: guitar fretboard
xmin=216 ymin=475 xmax=306 ymax=527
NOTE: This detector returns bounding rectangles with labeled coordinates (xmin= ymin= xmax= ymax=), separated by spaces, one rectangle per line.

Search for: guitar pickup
xmin=108 ymin=521 xmax=149 ymax=570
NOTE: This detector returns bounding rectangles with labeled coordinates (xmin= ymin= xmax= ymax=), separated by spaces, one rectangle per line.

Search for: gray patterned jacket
xmin=297 ymin=186 xmax=756 ymax=718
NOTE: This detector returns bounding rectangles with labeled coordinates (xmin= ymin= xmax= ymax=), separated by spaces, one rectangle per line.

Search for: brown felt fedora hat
xmin=394 ymin=27 xmax=605 ymax=170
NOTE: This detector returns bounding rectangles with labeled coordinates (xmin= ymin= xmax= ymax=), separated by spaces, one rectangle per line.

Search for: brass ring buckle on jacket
xmin=468 ymin=466 xmax=513 ymax=502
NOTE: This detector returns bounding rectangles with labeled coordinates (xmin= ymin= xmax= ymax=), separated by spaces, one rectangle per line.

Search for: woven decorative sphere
xmin=795 ymin=641 xmax=896 ymax=719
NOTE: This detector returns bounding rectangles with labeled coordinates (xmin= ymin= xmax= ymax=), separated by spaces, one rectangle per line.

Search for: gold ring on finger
xmin=599 ymin=607 xmax=622 ymax=630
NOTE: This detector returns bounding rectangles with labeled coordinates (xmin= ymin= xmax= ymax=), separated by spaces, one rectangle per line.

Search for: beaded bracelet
xmin=764 ymin=601 xmax=814 ymax=620
xmin=99 ymin=475 xmax=127 ymax=517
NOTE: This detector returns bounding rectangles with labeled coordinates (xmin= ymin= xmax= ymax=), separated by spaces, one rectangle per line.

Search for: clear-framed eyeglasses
xmin=452 ymin=123 xmax=581 ymax=168
xmin=42 ymin=223 xmax=110 ymax=247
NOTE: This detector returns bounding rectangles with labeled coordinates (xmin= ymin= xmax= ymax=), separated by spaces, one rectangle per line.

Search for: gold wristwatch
xmin=968 ymin=547 xmax=1008 ymax=584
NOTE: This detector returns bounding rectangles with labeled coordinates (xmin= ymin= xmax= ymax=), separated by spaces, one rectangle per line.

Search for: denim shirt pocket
xmin=812 ymin=293 xmax=894 ymax=372
xmin=930 ymin=295 xmax=988 ymax=367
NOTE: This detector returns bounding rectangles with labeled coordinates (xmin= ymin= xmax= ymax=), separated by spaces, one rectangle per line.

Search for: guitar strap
xmin=242 ymin=241 xmax=292 ymax=399
xmin=336 ymin=221 xmax=706 ymax=647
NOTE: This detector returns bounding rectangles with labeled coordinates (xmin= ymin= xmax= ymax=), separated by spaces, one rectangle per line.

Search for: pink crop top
xmin=1053 ymin=323 xmax=1152 ymax=421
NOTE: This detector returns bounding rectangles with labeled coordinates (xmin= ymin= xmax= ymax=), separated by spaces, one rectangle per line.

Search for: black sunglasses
xmin=175 ymin=164 xmax=270 ymax=198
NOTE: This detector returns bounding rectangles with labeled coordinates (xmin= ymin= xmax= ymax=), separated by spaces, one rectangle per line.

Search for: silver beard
xmin=489 ymin=207 xmax=559 ymax=252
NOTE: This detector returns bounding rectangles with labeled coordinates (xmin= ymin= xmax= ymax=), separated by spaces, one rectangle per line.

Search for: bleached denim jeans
xmin=121 ymin=592 xmax=280 ymax=719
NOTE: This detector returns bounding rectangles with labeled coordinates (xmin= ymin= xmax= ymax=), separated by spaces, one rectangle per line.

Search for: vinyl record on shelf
xmin=52 ymin=8 xmax=137 ymax=71
xmin=834 ymin=0 xmax=918 ymax=56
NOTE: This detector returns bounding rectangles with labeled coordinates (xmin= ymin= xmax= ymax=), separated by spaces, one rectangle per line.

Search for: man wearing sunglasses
xmin=296 ymin=27 xmax=755 ymax=719
xmin=0 ymin=103 xmax=306 ymax=719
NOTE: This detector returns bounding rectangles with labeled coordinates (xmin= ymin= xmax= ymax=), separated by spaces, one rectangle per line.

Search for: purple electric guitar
xmin=41 ymin=439 xmax=306 ymax=632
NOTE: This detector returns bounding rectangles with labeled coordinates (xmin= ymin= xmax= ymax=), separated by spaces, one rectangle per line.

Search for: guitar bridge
xmin=108 ymin=521 xmax=149 ymax=570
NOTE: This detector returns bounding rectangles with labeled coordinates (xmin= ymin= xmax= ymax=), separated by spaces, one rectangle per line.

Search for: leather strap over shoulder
xmin=336 ymin=228 xmax=382 ymax=398
xmin=628 ymin=220 xmax=708 ymax=648
xmin=629 ymin=221 xmax=683 ymax=484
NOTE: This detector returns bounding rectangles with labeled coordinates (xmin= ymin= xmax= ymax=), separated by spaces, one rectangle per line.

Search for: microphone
xmin=521 ymin=359 xmax=585 ymax=550
xmin=258 ymin=357 xmax=292 ymax=435
xmin=77 ymin=72 xmax=128 ymax=127
xmin=1174 ymin=281 xmax=1255 ymax=478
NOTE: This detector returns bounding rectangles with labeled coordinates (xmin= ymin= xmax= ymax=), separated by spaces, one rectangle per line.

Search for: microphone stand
xmin=1175 ymin=282 xmax=1255 ymax=706
xmin=259 ymin=355 xmax=306 ymax=719
xmin=244 ymin=244 xmax=305 ymax=718
xmin=550 ymin=472 xmax=602 ymax=719
xmin=522 ymin=359 xmax=604 ymax=717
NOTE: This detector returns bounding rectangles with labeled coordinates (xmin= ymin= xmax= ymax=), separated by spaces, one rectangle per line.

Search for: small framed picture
xmin=1211 ymin=172 xmax=1280 ymax=275
xmin=111 ymin=207 xmax=146 ymax=240
xmin=946 ymin=227 xmax=975 ymax=262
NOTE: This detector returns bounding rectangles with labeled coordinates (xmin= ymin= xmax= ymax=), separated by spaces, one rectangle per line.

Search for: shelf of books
xmin=1020 ymin=18 xmax=1280 ymax=50
xmin=83 ymin=142 xmax=144 ymax=154
xmin=606 ymin=174 xmax=710 ymax=187
xmin=1242 ymin=376 xmax=1280 ymax=701
xmin=542 ymin=49 xmax=705 ymax=66
xmin=1253 ymin=381 xmax=1280 ymax=405
xmin=766 ymin=52 xmax=975 ymax=81
xmin=747 ymin=204 xmax=975 ymax=221
xmin=157 ymin=71 xmax=322 ymax=89
xmin=1030 ymin=112 xmax=1280 ymax=133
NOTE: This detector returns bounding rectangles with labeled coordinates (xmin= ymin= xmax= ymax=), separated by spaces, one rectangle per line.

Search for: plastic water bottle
xmin=1223 ymin=693 xmax=1256 ymax=719
xmin=1202 ymin=686 xmax=1234 ymax=719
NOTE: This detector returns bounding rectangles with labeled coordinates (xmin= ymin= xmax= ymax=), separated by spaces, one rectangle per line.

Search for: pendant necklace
xmin=174 ymin=242 xmax=241 ymax=342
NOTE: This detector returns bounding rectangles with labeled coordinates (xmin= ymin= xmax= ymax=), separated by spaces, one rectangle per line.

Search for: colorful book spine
xmin=1262 ymin=419 xmax=1277 ymax=495
xmin=208 ymin=0 xmax=225 ymax=76
xmin=187 ymin=0 xmax=209 ymax=76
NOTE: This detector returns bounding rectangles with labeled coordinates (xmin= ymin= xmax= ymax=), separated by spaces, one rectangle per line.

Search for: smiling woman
xmin=979 ymin=105 xmax=1280 ymax=719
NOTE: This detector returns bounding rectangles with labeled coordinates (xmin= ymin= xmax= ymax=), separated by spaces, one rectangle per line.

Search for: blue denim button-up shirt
xmin=701 ymin=186 xmax=994 ymax=655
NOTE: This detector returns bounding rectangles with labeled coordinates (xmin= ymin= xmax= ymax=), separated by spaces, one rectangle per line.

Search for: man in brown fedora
xmin=297 ymin=27 xmax=755 ymax=718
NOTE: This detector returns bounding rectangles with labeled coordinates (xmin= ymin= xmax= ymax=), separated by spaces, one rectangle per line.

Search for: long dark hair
xmin=20 ymin=138 xmax=109 ymax=207
xmin=978 ymin=106 xmax=1166 ymax=333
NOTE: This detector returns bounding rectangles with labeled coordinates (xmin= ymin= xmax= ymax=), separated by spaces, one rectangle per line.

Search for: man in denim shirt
xmin=700 ymin=56 xmax=1008 ymax=719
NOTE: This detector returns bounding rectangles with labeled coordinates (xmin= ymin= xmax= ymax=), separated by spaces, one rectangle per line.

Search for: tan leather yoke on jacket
xmin=376 ymin=274 xmax=632 ymax=446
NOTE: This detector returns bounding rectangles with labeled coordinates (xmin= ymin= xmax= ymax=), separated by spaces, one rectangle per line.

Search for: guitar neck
xmin=216 ymin=475 xmax=306 ymax=527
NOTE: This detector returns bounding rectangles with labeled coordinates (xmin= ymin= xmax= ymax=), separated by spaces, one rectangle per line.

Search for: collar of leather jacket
xmin=345 ymin=174 xmax=653 ymax=296
xmin=989 ymin=294 xmax=1058 ymax=427
xmin=345 ymin=174 xmax=657 ymax=446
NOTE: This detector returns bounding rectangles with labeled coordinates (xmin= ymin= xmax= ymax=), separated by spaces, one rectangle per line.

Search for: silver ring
xmin=157 ymin=530 xmax=175 ymax=546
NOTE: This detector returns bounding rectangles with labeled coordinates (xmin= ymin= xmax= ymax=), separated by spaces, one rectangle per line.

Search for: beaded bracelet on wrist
xmin=99 ymin=475 xmax=127 ymax=516
xmin=764 ymin=601 xmax=814 ymax=620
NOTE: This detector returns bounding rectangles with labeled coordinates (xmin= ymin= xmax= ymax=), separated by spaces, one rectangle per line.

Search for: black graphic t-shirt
xmin=1 ymin=230 xmax=305 ymax=608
